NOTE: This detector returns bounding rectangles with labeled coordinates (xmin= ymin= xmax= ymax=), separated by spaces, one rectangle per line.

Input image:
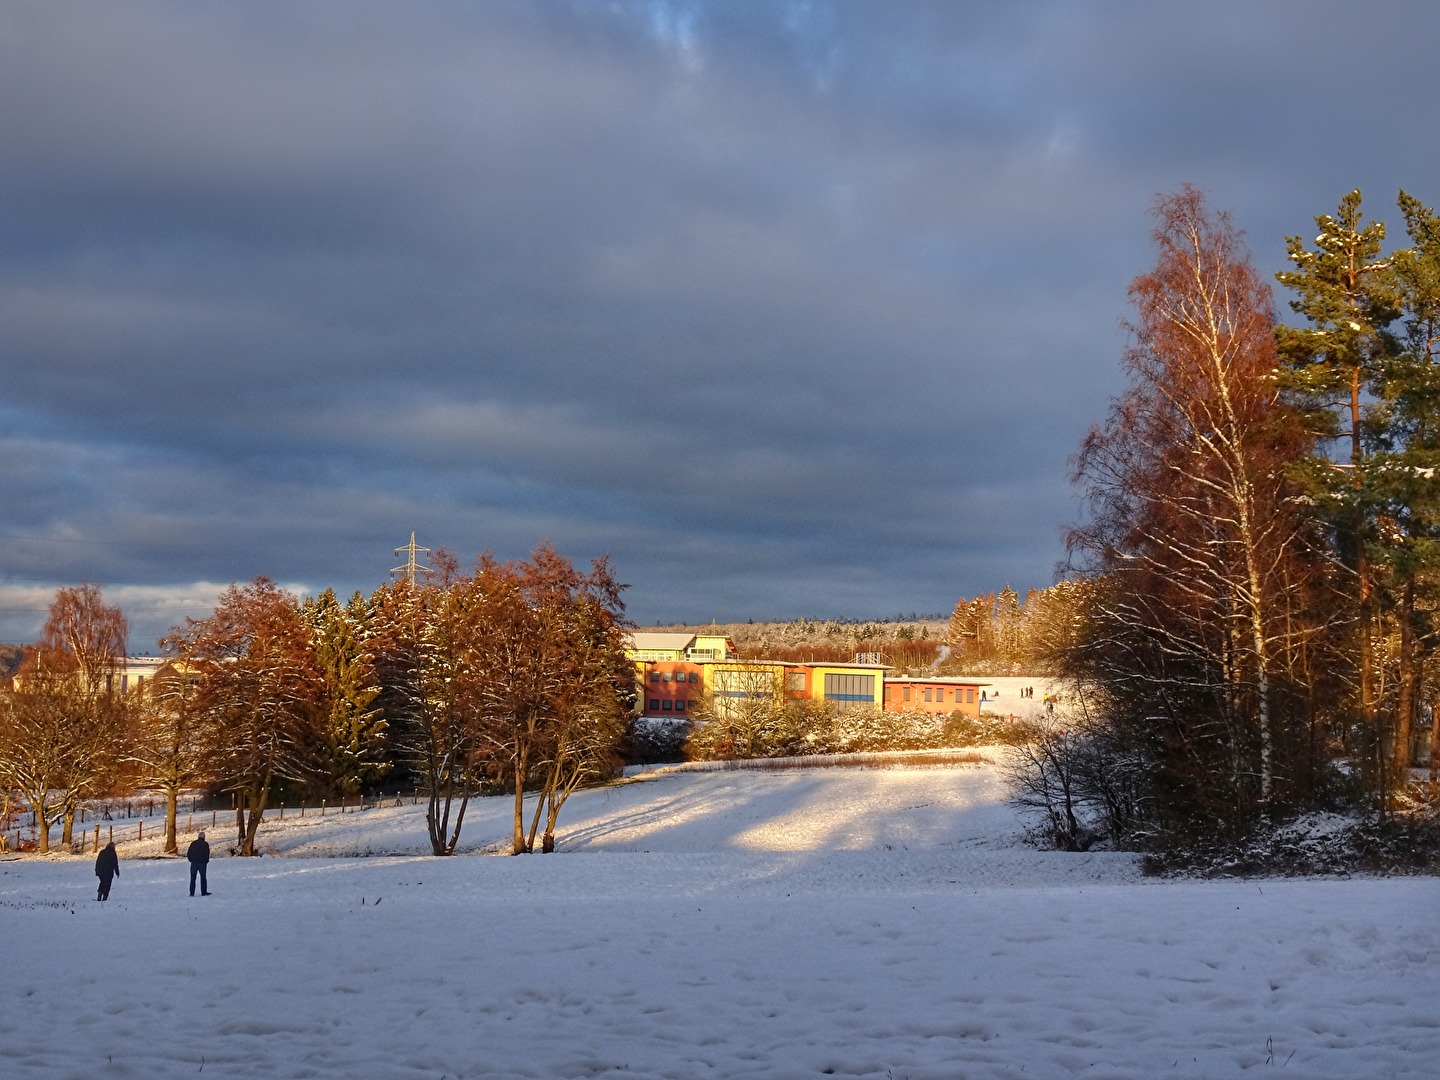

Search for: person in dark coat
xmin=94 ymin=841 xmax=119 ymax=901
xmin=187 ymin=831 xmax=211 ymax=896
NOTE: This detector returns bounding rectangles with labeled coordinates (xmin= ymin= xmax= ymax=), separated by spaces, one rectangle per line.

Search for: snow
xmin=2 ymin=758 xmax=1436 ymax=1078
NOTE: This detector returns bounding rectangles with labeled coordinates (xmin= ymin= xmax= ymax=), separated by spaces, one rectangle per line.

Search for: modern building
xmin=625 ymin=632 xmax=892 ymax=719
xmin=626 ymin=631 xmax=736 ymax=663
xmin=881 ymin=676 xmax=989 ymax=719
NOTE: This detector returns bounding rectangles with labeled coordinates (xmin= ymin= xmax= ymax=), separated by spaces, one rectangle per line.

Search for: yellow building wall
xmin=804 ymin=664 xmax=885 ymax=708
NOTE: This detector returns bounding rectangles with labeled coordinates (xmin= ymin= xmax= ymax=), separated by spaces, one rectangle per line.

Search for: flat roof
xmin=626 ymin=632 xmax=697 ymax=650
xmin=882 ymin=675 xmax=992 ymax=685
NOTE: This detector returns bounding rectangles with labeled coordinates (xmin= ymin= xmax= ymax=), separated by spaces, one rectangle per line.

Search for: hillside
xmin=1 ymin=760 xmax=1434 ymax=1079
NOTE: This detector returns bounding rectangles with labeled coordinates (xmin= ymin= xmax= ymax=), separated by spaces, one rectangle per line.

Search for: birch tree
xmin=1068 ymin=187 xmax=1329 ymax=832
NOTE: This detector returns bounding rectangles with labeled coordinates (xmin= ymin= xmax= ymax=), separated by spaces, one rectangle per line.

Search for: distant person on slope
xmin=94 ymin=840 xmax=119 ymax=901
xmin=187 ymin=831 xmax=211 ymax=896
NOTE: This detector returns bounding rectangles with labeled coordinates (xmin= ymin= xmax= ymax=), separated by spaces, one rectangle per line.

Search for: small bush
xmin=620 ymin=717 xmax=691 ymax=765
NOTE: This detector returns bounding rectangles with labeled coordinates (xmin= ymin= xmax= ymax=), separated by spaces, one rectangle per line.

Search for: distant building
xmin=624 ymin=633 xmax=890 ymax=718
xmin=625 ymin=631 xmax=736 ymax=663
xmin=8 ymin=654 xmax=183 ymax=696
xmin=881 ymin=676 xmax=989 ymax=719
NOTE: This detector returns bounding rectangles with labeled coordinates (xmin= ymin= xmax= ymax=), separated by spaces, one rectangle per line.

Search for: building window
xmin=822 ymin=673 xmax=875 ymax=703
xmin=689 ymin=672 xmax=699 ymax=683
xmin=966 ymin=688 xmax=975 ymax=703
xmin=902 ymin=686 xmax=911 ymax=702
xmin=787 ymin=672 xmax=807 ymax=692
xmin=675 ymin=700 xmax=685 ymax=712
xmin=649 ymin=699 xmax=660 ymax=711
xmin=923 ymin=687 xmax=932 ymax=702
xmin=662 ymin=700 xmax=672 ymax=710
xmin=650 ymin=672 xmax=660 ymax=682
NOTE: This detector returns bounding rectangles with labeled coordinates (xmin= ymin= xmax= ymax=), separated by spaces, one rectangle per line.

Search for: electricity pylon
xmin=390 ymin=531 xmax=433 ymax=585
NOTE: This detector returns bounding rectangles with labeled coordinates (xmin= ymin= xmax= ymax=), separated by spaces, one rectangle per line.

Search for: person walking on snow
xmin=187 ymin=831 xmax=211 ymax=896
xmin=94 ymin=840 xmax=119 ymax=901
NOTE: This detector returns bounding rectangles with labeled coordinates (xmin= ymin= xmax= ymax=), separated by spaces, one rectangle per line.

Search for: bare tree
xmin=0 ymin=587 xmax=132 ymax=851
xmin=0 ymin=659 xmax=72 ymax=853
xmin=520 ymin=550 xmax=632 ymax=854
xmin=686 ymin=664 xmax=788 ymax=759
xmin=129 ymin=661 xmax=209 ymax=853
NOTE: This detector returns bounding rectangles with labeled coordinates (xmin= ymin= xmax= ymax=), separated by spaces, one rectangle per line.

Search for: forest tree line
xmin=1017 ymin=186 xmax=1440 ymax=858
xmin=0 ymin=545 xmax=634 ymax=857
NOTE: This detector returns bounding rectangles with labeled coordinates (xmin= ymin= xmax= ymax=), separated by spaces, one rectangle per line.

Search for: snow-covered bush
xmin=620 ymin=717 xmax=691 ymax=765
xmin=684 ymin=702 xmax=1029 ymax=762
xmin=1142 ymin=810 xmax=1440 ymax=877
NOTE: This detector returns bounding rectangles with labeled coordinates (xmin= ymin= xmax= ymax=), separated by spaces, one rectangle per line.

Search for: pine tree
xmin=1374 ymin=191 xmax=1440 ymax=780
xmin=1276 ymin=189 xmax=1402 ymax=792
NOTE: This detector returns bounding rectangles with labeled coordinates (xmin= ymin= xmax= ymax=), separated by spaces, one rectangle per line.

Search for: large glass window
xmin=822 ymin=673 xmax=875 ymax=703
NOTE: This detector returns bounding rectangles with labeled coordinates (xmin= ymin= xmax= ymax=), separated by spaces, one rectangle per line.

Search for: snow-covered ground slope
xmin=2 ymin=759 xmax=1436 ymax=1079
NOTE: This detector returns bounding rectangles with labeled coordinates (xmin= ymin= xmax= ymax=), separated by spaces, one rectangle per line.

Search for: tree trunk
xmin=1393 ymin=578 xmax=1416 ymax=789
xmin=241 ymin=785 xmax=268 ymax=856
xmin=1430 ymin=689 xmax=1439 ymax=797
xmin=163 ymin=787 xmax=179 ymax=855
xmin=36 ymin=806 xmax=53 ymax=854
xmin=511 ymin=750 xmax=530 ymax=854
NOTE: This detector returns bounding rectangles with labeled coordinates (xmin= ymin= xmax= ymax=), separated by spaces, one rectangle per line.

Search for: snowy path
xmin=2 ymin=762 xmax=1436 ymax=1078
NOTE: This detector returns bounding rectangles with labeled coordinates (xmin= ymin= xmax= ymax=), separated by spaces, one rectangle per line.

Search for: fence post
xmin=278 ymin=803 xmax=284 ymax=821
xmin=211 ymin=808 xmax=216 ymax=827
xmin=321 ymin=800 xmax=326 ymax=817
xmin=93 ymin=823 xmax=100 ymax=853
xmin=108 ymin=825 xmax=113 ymax=845
xmin=137 ymin=820 xmax=143 ymax=842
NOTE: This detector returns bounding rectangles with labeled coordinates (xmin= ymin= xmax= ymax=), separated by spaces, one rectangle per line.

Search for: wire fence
xmin=1 ymin=791 xmax=425 ymax=855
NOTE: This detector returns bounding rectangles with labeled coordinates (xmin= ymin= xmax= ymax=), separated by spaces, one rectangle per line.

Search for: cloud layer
xmin=3 ymin=1 xmax=1438 ymax=646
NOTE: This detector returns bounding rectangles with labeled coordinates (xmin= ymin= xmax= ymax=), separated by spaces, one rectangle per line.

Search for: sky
xmin=4 ymin=1 xmax=1440 ymax=649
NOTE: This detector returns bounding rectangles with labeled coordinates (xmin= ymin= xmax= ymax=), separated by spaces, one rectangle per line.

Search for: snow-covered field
xmin=2 ymin=756 xmax=1436 ymax=1079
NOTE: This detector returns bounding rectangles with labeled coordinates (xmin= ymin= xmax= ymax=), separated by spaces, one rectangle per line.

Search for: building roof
xmin=626 ymin=632 xmax=698 ymax=651
xmin=745 ymin=659 xmax=892 ymax=670
xmin=883 ymin=675 xmax=992 ymax=685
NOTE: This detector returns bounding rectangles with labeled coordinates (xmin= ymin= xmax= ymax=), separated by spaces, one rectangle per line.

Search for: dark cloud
xmin=2 ymin=0 xmax=1438 ymax=646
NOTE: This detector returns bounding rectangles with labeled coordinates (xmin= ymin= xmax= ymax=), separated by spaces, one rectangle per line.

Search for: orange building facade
xmin=881 ymin=677 xmax=989 ymax=719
